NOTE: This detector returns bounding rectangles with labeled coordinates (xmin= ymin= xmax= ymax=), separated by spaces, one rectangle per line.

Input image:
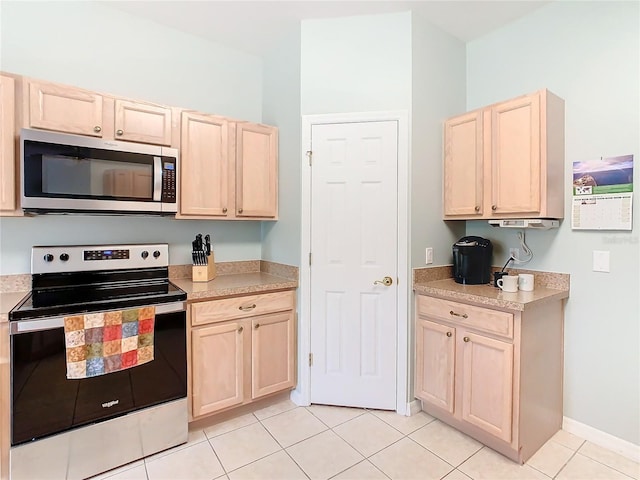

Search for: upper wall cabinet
xmin=235 ymin=122 xmax=278 ymax=218
xmin=0 ymin=74 xmax=18 ymax=213
xmin=179 ymin=111 xmax=278 ymax=220
xmin=25 ymin=79 xmax=175 ymax=146
xmin=443 ymin=89 xmax=565 ymax=220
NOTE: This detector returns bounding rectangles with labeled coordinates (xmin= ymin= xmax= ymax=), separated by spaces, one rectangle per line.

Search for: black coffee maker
xmin=452 ymin=236 xmax=493 ymax=285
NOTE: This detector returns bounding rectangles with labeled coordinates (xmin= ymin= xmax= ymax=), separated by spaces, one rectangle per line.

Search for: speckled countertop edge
xmin=413 ymin=266 xmax=570 ymax=311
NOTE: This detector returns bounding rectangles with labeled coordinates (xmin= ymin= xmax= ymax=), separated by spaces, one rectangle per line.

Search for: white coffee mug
xmin=518 ymin=273 xmax=534 ymax=291
xmin=497 ymin=275 xmax=519 ymax=292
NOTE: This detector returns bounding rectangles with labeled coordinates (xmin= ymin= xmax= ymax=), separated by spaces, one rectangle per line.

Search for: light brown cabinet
xmin=189 ymin=290 xmax=295 ymax=419
xmin=415 ymin=293 xmax=564 ymax=463
xmin=0 ymin=74 xmax=17 ymax=213
xmin=443 ymin=89 xmax=564 ymax=220
xmin=24 ymin=79 xmax=173 ymax=146
xmin=179 ymin=112 xmax=278 ymax=220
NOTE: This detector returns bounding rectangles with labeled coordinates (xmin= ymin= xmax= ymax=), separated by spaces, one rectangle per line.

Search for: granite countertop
xmin=0 ymin=291 xmax=29 ymax=323
xmin=413 ymin=265 xmax=570 ymax=312
xmin=171 ymin=272 xmax=297 ymax=302
xmin=414 ymin=278 xmax=569 ymax=312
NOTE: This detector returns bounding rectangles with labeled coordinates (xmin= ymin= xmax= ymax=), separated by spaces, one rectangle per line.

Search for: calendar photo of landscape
xmin=573 ymin=154 xmax=634 ymax=195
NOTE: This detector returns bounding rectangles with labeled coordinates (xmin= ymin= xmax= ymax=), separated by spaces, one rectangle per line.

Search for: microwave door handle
xmin=153 ymin=156 xmax=162 ymax=202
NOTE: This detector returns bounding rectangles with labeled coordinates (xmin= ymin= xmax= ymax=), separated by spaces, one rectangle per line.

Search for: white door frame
xmin=293 ymin=111 xmax=411 ymax=415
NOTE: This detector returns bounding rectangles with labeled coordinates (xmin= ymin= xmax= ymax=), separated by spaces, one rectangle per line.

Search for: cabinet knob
xmin=492 ymin=205 xmax=497 ymax=211
xmin=463 ymin=336 xmax=470 ymax=343
xmin=116 ymin=129 xmax=124 ymax=136
xmin=239 ymin=304 xmax=256 ymax=311
xmin=449 ymin=310 xmax=468 ymax=319
xmin=222 ymin=207 xmax=228 ymax=213
xmin=93 ymin=126 xmax=102 ymax=133
xmin=254 ymin=323 xmax=260 ymax=330
xmin=474 ymin=206 xmax=480 ymax=212
xmin=238 ymin=326 xmax=244 ymax=333
xmin=446 ymin=331 xmax=452 ymax=338
xmin=238 ymin=208 xmax=243 ymax=214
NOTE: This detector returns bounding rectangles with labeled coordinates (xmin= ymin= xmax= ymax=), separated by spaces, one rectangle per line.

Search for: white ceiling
xmin=107 ymin=1 xmax=551 ymax=56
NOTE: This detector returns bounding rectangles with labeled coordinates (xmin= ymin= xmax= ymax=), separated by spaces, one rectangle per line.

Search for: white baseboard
xmin=563 ymin=416 xmax=640 ymax=462
xmin=407 ymin=400 xmax=422 ymax=416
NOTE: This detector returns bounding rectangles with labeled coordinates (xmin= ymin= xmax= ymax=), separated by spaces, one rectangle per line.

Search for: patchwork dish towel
xmin=64 ymin=306 xmax=155 ymax=379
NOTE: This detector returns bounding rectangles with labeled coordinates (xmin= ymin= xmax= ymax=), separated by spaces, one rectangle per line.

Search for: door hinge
xmin=309 ymin=353 xmax=313 ymax=366
xmin=309 ymin=252 xmax=312 ymax=266
xmin=306 ymin=150 xmax=312 ymax=166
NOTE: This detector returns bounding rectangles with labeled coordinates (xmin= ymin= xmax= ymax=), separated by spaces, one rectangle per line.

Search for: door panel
xmin=459 ymin=330 xmax=513 ymax=442
xmin=415 ymin=318 xmax=455 ymax=413
xmin=114 ymin=100 xmax=172 ymax=146
xmin=491 ymin=94 xmax=541 ymax=214
xmin=310 ymin=121 xmax=398 ymax=410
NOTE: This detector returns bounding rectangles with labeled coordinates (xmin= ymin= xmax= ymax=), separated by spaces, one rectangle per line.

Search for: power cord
xmin=511 ymin=230 xmax=533 ymax=265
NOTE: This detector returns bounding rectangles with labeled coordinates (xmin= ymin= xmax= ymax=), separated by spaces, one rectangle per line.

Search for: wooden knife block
xmin=192 ymin=253 xmax=217 ymax=282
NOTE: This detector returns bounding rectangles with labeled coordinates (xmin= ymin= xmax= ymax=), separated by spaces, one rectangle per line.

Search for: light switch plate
xmin=425 ymin=247 xmax=433 ymax=265
xmin=593 ymin=250 xmax=610 ymax=272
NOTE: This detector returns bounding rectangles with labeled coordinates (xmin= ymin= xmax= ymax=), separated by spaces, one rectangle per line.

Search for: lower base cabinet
xmin=415 ymin=294 xmax=564 ymax=463
xmin=190 ymin=290 xmax=296 ymax=419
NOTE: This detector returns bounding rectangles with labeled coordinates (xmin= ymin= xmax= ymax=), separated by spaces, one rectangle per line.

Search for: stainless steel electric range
xmin=8 ymin=244 xmax=188 ymax=480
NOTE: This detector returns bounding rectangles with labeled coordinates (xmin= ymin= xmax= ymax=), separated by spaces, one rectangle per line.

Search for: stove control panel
xmin=84 ymin=249 xmax=130 ymax=261
xmin=31 ymin=244 xmax=169 ymax=274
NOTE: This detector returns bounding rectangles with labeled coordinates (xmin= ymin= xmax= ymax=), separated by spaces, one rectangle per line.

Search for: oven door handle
xmin=10 ymin=301 xmax=185 ymax=334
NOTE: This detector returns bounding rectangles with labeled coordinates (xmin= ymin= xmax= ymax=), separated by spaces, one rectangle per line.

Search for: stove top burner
xmin=9 ymin=243 xmax=186 ymax=321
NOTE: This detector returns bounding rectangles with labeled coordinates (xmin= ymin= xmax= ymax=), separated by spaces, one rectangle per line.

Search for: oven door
xmin=10 ymin=302 xmax=186 ymax=446
xmin=21 ymin=128 xmax=177 ymax=214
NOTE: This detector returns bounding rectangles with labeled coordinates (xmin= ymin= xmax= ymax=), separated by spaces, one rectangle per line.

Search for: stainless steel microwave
xmin=21 ymin=128 xmax=178 ymax=215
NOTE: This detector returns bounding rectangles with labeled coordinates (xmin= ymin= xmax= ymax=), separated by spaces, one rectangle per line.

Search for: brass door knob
xmin=474 ymin=206 xmax=480 ymax=212
xmin=238 ymin=208 xmax=243 ymax=214
xmin=93 ymin=126 xmax=102 ymax=133
xmin=492 ymin=205 xmax=497 ymax=211
xmin=446 ymin=331 xmax=452 ymax=338
xmin=254 ymin=323 xmax=260 ymax=330
xmin=116 ymin=129 xmax=124 ymax=136
xmin=222 ymin=207 xmax=228 ymax=213
xmin=374 ymin=276 xmax=393 ymax=286
xmin=463 ymin=336 xmax=470 ymax=342
xmin=238 ymin=326 xmax=244 ymax=333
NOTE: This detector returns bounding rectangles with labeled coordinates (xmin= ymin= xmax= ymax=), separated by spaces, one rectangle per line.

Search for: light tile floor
xmin=93 ymin=400 xmax=640 ymax=480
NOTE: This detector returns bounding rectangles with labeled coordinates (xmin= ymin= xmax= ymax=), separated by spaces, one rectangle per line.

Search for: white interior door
xmin=309 ymin=120 xmax=398 ymax=410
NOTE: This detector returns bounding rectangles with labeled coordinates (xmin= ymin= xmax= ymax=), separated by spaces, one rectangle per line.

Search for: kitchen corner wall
xmin=261 ymin=25 xmax=302 ymax=267
xmin=0 ymin=1 xmax=265 ymax=274
xmin=466 ymin=1 xmax=639 ymax=445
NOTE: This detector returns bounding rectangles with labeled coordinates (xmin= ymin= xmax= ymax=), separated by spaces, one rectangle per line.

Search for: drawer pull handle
xmin=238 ymin=326 xmax=244 ymax=333
xmin=449 ymin=310 xmax=468 ymax=319
xmin=254 ymin=323 xmax=260 ymax=330
xmin=446 ymin=331 xmax=452 ymax=338
xmin=239 ymin=304 xmax=257 ymax=311
xmin=463 ymin=336 xmax=470 ymax=343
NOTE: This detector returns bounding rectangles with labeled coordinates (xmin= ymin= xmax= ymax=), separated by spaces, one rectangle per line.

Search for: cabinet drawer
xmin=192 ymin=290 xmax=294 ymax=326
xmin=417 ymin=295 xmax=513 ymax=339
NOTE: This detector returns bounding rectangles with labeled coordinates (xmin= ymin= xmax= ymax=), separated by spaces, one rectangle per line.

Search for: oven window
xmin=23 ymin=140 xmax=155 ymax=201
xmin=42 ymin=154 xmax=153 ymax=199
xmin=11 ymin=310 xmax=186 ymax=446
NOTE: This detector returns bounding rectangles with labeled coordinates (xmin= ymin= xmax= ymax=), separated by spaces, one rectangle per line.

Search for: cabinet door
xmin=191 ymin=321 xmax=244 ymax=417
xmin=0 ymin=75 xmax=16 ymax=211
xmin=415 ymin=318 xmax=455 ymax=413
xmin=490 ymin=93 xmax=541 ymax=215
xmin=28 ymin=80 xmax=103 ymax=136
xmin=443 ymin=111 xmax=484 ymax=217
xmin=235 ymin=122 xmax=277 ymax=218
xmin=459 ymin=330 xmax=513 ymax=442
xmin=114 ymin=99 xmax=172 ymax=146
xmin=251 ymin=311 xmax=295 ymax=399
xmin=180 ymin=112 xmax=229 ymax=216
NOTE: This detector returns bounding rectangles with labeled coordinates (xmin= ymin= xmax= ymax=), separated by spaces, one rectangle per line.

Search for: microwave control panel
xmin=161 ymin=159 xmax=176 ymax=203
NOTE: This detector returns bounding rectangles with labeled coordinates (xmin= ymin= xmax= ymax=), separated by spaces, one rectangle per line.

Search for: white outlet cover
xmin=593 ymin=250 xmax=610 ymax=272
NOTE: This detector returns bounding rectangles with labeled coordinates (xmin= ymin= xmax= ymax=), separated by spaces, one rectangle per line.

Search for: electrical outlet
xmin=509 ymin=247 xmax=519 ymax=258
xmin=425 ymin=247 xmax=433 ymax=265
